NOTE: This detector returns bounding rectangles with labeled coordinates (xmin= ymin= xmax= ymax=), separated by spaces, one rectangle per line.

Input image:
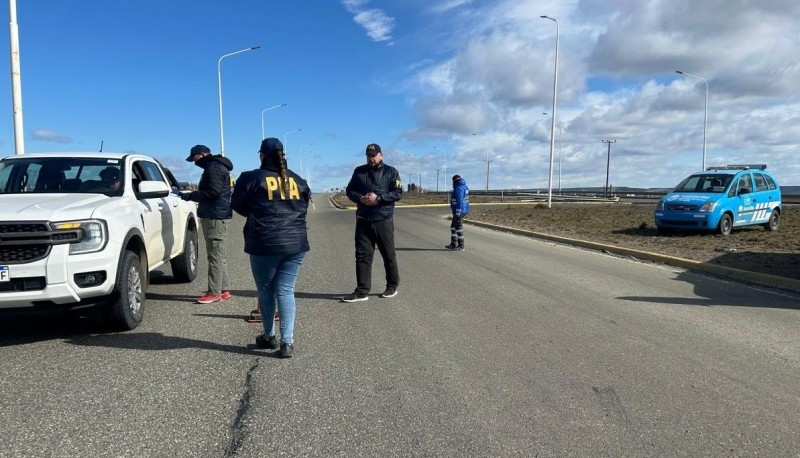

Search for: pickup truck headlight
xmin=51 ymin=220 xmax=108 ymax=254
xmin=698 ymin=201 xmax=717 ymax=212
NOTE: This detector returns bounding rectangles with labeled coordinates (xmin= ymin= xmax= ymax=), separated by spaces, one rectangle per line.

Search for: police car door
xmin=731 ymin=172 xmax=756 ymax=226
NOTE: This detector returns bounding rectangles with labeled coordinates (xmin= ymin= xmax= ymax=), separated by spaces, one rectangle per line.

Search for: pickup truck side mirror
xmin=137 ymin=180 xmax=170 ymax=199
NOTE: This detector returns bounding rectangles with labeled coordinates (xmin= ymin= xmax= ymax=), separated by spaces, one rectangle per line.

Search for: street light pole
xmin=472 ymin=133 xmax=491 ymax=191
xmin=676 ymin=70 xmax=708 ymax=170
xmin=434 ymin=145 xmax=446 ymax=186
xmin=602 ymin=139 xmax=616 ymax=198
xmin=218 ymin=45 xmax=260 ymax=156
xmin=543 ymin=112 xmax=563 ymax=191
xmin=261 ymin=103 xmax=287 ymax=139
xmin=283 ymin=129 xmax=302 ymax=168
xmin=299 ymin=143 xmax=313 ymax=178
xmin=8 ymin=0 xmax=24 ymax=155
xmin=541 ymin=15 xmax=559 ymax=208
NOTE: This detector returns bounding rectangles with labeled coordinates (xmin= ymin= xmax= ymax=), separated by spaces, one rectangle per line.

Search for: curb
xmin=466 ymin=219 xmax=800 ymax=294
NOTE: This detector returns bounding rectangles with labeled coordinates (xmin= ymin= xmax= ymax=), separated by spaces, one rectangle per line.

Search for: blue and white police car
xmin=654 ymin=164 xmax=781 ymax=236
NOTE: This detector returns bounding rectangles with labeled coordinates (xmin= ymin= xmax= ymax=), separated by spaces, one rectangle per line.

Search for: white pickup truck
xmin=0 ymin=152 xmax=199 ymax=330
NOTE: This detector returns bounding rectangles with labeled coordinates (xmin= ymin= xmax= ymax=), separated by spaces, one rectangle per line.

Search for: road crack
xmin=224 ymin=357 xmax=260 ymax=457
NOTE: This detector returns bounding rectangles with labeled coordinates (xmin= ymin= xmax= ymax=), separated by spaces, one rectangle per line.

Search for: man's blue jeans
xmin=249 ymin=251 xmax=307 ymax=344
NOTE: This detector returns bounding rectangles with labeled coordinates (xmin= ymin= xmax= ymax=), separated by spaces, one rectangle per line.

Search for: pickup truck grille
xmin=0 ymin=222 xmax=81 ymax=264
xmin=0 ymin=276 xmax=46 ymax=292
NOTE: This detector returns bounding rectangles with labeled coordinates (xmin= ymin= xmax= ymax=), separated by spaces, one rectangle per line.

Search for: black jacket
xmin=231 ymin=164 xmax=310 ymax=256
xmin=346 ymin=162 xmax=403 ymax=221
xmin=186 ymin=154 xmax=233 ymax=219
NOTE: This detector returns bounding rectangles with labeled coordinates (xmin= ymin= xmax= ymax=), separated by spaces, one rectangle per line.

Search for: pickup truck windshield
xmin=0 ymin=157 xmax=124 ymax=195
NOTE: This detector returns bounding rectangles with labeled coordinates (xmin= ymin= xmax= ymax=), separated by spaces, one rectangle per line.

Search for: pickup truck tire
xmin=107 ymin=250 xmax=145 ymax=330
xmin=171 ymin=228 xmax=198 ymax=283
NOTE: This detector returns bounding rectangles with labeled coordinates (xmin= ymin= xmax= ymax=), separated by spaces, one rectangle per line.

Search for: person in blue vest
xmin=182 ymin=144 xmax=234 ymax=304
xmin=231 ymin=138 xmax=310 ymax=358
xmin=446 ymin=174 xmax=469 ymax=251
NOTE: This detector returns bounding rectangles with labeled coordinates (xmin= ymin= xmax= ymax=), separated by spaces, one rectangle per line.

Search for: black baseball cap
xmin=186 ymin=144 xmax=211 ymax=162
xmin=365 ymin=143 xmax=382 ymax=156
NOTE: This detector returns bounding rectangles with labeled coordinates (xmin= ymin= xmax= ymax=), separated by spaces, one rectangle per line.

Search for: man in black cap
xmin=342 ymin=143 xmax=403 ymax=302
xmin=182 ymin=144 xmax=234 ymax=304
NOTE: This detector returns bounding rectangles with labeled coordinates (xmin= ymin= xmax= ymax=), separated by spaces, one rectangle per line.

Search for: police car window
xmin=738 ymin=174 xmax=754 ymax=194
xmin=764 ymin=174 xmax=777 ymax=190
xmin=753 ymin=173 xmax=768 ymax=192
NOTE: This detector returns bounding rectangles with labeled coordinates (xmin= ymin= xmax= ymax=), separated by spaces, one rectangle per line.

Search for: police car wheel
xmin=717 ymin=214 xmax=733 ymax=236
xmin=764 ymin=211 xmax=780 ymax=232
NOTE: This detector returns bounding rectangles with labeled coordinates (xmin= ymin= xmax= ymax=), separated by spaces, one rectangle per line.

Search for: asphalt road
xmin=2 ymin=195 xmax=799 ymax=457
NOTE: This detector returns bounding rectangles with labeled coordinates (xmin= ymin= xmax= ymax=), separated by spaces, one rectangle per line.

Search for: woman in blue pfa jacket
xmin=231 ymin=137 xmax=310 ymax=358
xmin=446 ymin=174 xmax=469 ymax=251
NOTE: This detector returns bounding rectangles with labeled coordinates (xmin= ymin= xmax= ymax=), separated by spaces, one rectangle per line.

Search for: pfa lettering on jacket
xmin=264 ymin=176 xmax=301 ymax=200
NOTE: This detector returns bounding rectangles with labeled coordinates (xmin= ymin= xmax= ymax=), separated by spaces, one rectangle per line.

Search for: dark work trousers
xmin=354 ymin=217 xmax=399 ymax=295
xmin=450 ymin=215 xmax=464 ymax=248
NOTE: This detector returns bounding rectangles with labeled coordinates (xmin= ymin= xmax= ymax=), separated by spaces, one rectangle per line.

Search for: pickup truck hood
xmin=662 ymin=192 xmax=718 ymax=206
xmin=0 ymin=193 xmax=112 ymax=221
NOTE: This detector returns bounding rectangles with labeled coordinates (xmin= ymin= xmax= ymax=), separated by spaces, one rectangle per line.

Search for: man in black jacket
xmin=342 ymin=143 xmax=403 ymax=302
xmin=182 ymin=144 xmax=234 ymax=304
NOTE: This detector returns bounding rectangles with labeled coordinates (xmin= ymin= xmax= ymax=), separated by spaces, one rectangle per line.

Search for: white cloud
xmin=31 ymin=129 xmax=72 ymax=144
xmin=340 ymin=0 xmax=395 ymax=43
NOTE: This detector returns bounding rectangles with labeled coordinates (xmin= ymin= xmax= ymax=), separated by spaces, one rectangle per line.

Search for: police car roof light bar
xmin=706 ymin=164 xmax=767 ymax=171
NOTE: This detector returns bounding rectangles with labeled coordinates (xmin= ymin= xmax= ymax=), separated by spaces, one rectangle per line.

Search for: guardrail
xmin=420 ymin=190 xmax=800 ymax=204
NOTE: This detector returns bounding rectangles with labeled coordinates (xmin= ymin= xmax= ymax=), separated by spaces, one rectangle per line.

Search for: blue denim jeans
xmin=249 ymin=251 xmax=306 ymax=344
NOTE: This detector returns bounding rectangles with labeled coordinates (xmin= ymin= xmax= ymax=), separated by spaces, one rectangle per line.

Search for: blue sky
xmin=1 ymin=0 xmax=799 ymax=192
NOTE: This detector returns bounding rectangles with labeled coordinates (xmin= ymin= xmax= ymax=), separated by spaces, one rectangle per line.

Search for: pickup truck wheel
xmin=108 ymin=250 xmax=145 ymax=330
xmin=717 ymin=213 xmax=733 ymax=236
xmin=171 ymin=228 xmax=198 ymax=282
xmin=764 ymin=211 xmax=780 ymax=232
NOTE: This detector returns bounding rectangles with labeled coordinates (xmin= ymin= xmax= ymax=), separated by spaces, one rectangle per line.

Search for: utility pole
xmin=602 ymin=139 xmax=616 ymax=198
xmin=435 ymin=169 xmax=439 ymax=192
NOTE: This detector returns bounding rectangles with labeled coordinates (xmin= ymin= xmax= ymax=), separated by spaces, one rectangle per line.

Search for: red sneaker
xmin=196 ymin=292 xmax=221 ymax=304
xmin=220 ymin=290 xmax=232 ymax=300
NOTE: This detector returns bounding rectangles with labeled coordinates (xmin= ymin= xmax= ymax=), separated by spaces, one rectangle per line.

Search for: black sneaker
xmin=341 ymin=293 xmax=368 ymax=302
xmin=445 ymin=243 xmax=457 ymax=250
xmin=276 ymin=343 xmax=294 ymax=358
xmin=255 ymin=334 xmax=279 ymax=350
xmin=453 ymin=246 xmax=465 ymax=252
xmin=380 ymin=287 xmax=398 ymax=298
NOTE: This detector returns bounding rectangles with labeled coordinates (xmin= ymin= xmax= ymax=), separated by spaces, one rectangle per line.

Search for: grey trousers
xmin=201 ymin=218 xmax=230 ymax=295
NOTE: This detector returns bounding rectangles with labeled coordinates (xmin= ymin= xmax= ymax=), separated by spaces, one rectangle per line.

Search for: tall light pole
xmin=218 ymin=45 xmax=260 ymax=156
xmin=676 ymin=70 xmax=708 ymax=170
xmin=261 ymin=103 xmax=287 ymax=139
xmin=434 ymin=145 xmax=446 ymax=187
xmin=602 ymin=139 xmax=616 ymax=198
xmin=9 ymin=0 xmax=24 ymax=155
xmin=472 ymin=133 xmax=491 ymax=191
xmin=544 ymin=112 xmax=563 ymax=191
xmin=541 ymin=15 xmax=559 ymax=208
xmin=283 ymin=128 xmax=302 ymax=167
xmin=299 ymin=142 xmax=313 ymax=178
